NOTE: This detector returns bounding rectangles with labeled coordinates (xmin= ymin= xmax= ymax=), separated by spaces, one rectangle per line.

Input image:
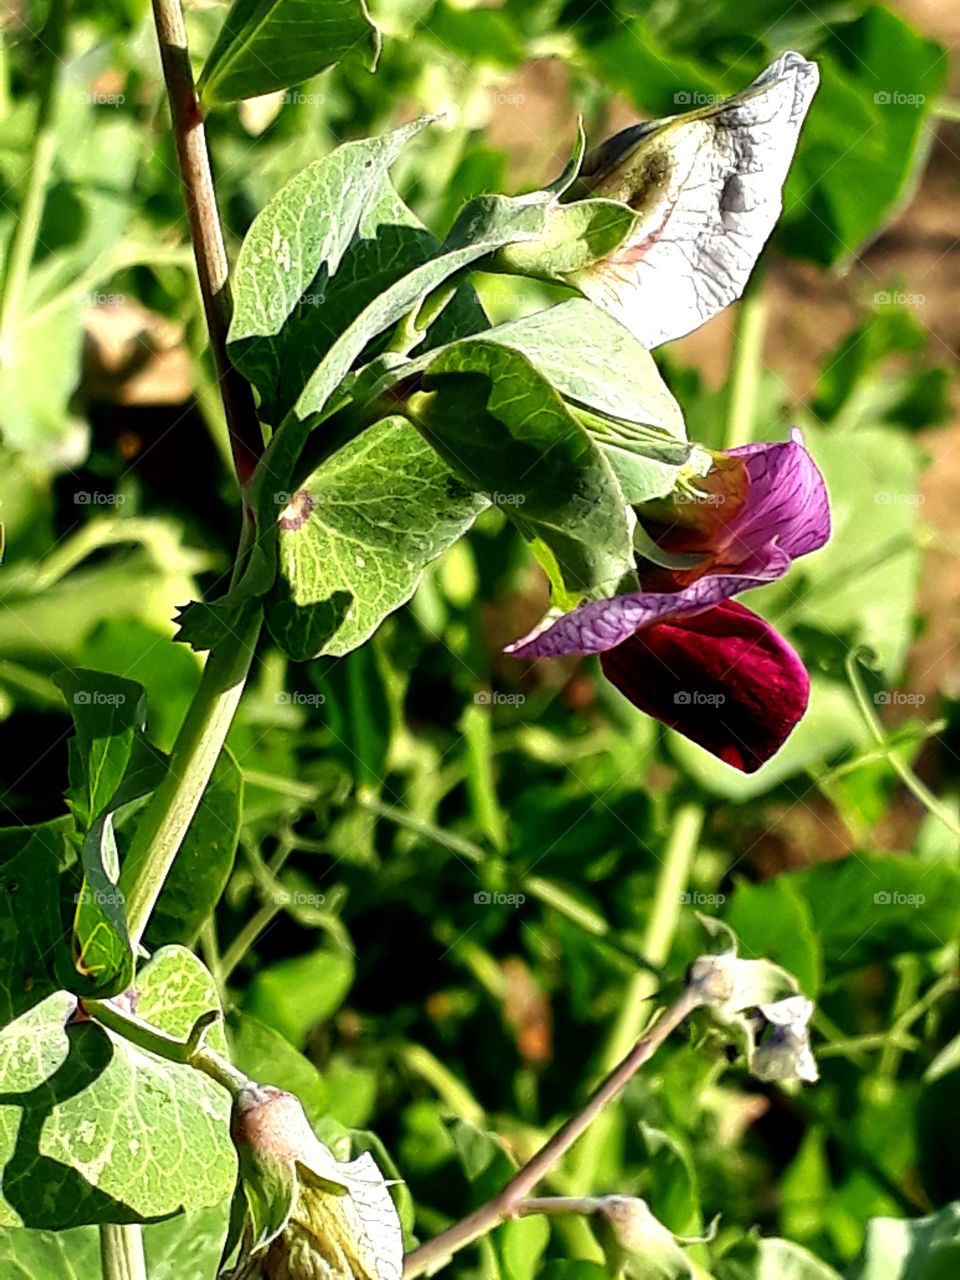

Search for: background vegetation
xmin=1 ymin=0 xmax=959 ymax=1275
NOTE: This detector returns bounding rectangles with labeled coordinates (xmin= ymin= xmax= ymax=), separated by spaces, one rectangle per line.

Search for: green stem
xmin=567 ymin=803 xmax=703 ymax=1191
xmin=845 ymin=648 xmax=960 ymax=838
xmin=723 ymin=282 xmax=767 ymax=450
xmin=0 ymin=0 xmax=65 ymax=363
xmin=99 ymin=1224 xmax=147 ymax=1280
xmin=934 ymin=97 xmax=960 ymax=124
xmin=85 ymin=1000 xmax=252 ymax=1096
xmin=120 ymin=599 xmax=261 ymax=948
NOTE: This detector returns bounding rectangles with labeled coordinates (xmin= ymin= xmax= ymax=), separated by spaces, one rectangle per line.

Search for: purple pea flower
xmin=506 ymin=430 xmax=830 ymax=773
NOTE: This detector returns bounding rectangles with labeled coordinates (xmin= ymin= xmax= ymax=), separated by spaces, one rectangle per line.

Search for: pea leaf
xmin=53 ymin=670 xmax=163 ymax=996
xmin=53 ymin=669 xmax=148 ymax=831
xmin=244 ymin=947 xmax=355 ymax=1048
xmin=416 ymin=340 xmax=634 ymax=595
xmin=848 ymin=1203 xmax=960 ymax=1280
xmin=0 ymin=947 xmax=235 ymax=1229
xmin=716 ymin=1236 xmax=841 ymax=1279
xmin=0 ymin=1204 xmax=230 ymax=1280
xmin=198 ymin=0 xmax=380 ymax=106
xmin=475 ymin=299 xmax=691 ymax=503
xmin=0 ymin=821 xmax=72 ymax=1022
xmin=266 ymin=416 xmax=488 ymax=660
xmin=228 ymin=120 xmax=434 ymax=428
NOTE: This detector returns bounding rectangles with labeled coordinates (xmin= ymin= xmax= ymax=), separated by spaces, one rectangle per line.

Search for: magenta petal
xmin=506 ymin=572 xmax=770 ymax=659
xmin=599 ymin=600 xmax=810 ymax=772
xmin=728 ymin=429 xmax=830 ymax=563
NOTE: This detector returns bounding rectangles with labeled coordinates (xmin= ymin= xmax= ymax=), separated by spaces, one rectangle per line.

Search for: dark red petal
xmin=599 ymin=600 xmax=809 ymax=773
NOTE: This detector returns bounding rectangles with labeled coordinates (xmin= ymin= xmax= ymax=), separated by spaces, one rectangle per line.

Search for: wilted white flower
xmin=751 ymin=995 xmax=819 ymax=1084
xmin=569 ymin=52 xmax=819 ymax=348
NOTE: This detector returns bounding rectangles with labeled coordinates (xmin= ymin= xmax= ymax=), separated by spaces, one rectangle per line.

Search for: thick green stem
xmin=120 ymin=603 xmax=261 ymax=947
xmin=99 ymin=1224 xmax=147 ymax=1280
xmin=0 ymin=0 xmax=65 ymax=362
xmin=724 ymin=282 xmax=767 ymax=450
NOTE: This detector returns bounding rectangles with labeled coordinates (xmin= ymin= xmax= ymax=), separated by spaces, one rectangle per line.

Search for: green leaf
xmin=0 ymin=947 xmax=235 ymax=1228
xmin=53 ymin=669 xmax=162 ymax=995
xmin=779 ymin=8 xmax=947 ymax=265
xmin=228 ymin=120 xmax=434 ymax=428
xmin=479 ymin=300 xmax=686 ymax=435
xmin=415 ymin=340 xmax=634 ymax=594
xmin=725 ymin=875 xmax=822 ymax=997
xmin=54 ymin=668 xmax=148 ymax=830
xmin=266 ymin=416 xmax=488 ymax=660
xmin=716 ymin=1236 xmax=841 ymax=1279
xmin=476 ymin=299 xmax=691 ymax=503
xmin=847 ymin=1203 xmax=960 ymax=1279
xmin=0 ymin=821 xmax=72 ymax=1022
xmin=144 ymin=747 xmax=243 ymax=947
xmin=198 ymin=0 xmax=380 ymax=105
xmin=227 ymin=1010 xmax=328 ymax=1127
xmin=244 ymin=947 xmax=355 ymax=1048
xmin=785 ymin=853 xmax=960 ymax=972
xmin=0 ymin=1204 xmax=230 ymax=1280
xmin=497 ymin=1214 xmax=551 ymax=1280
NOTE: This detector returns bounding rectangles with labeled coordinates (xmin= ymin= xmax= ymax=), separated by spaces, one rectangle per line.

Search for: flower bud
xmin=590 ymin=1196 xmax=693 ymax=1279
xmin=221 ymin=1085 xmax=402 ymax=1280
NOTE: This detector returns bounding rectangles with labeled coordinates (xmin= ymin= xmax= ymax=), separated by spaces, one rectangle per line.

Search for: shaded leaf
xmin=199 ymin=0 xmax=380 ymax=105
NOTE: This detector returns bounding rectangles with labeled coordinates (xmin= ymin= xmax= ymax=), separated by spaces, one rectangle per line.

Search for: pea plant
xmin=0 ymin=0 xmax=956 ymax=1278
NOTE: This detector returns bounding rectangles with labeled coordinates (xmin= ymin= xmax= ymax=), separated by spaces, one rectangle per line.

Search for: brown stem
xmin=150 ymin=0 xmax=262 ymax=493
xmin=403 ymin=983 xmax=704 ymax=1278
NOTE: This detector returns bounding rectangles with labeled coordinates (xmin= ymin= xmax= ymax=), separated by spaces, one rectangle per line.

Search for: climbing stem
xmin=99 ymin=1224 xmax=147 ymax=1280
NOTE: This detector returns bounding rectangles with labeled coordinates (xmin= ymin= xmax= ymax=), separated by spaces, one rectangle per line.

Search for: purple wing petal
xmin=506 ymin=570 xmax=772 ymax=658
xmin=728 ymin=430 xmax=830 ymax=562
xmin=599 ymin=599 xmax=810 ymax=772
